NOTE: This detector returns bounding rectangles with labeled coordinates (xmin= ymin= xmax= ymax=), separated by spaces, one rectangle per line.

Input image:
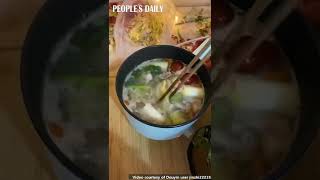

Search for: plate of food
xmin=109 ymin=0 xmax=213 ymax=76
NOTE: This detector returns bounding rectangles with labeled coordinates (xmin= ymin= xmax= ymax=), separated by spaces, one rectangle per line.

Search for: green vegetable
xmin=197 ymin=18 xmax=211 ymax=36
xmin=177 ymin=8 xmax=210 ymax=25
xmin=142 ymin=65 xmax=162 ymax=76
xmin=125 ymin=69 xmax=144 ymax=86
xmin=149 ymin=60 xmax=169 ymax=71
xmin=127 ymin=84 xmax=151 ymax=94
xmin=132 ymin=69 xmax=144 ymax=79
xmin=125 ymin=65 xmax=162 ymax=86
xmin=169 ymin=92 xmax=183 ymax=103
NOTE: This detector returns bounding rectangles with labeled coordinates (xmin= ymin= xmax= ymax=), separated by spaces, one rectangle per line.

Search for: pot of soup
xmin=115 ymin=45 xmax=211 ymax=140
xmin=21 ymin=0 xmax=106 ymax=179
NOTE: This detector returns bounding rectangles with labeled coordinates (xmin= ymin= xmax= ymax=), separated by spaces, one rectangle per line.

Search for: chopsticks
xmin=209 ymin=0 xmax=299 ymax=101
xmin=157 ymin=37 xmax=212 ymax=103
xmin=241 ymin=0 xmax=274 ymax=36
xmin=157 ymin=0 xmax=298 ymax=104
xmin=175 ymin=36 xmax=210 ymax=48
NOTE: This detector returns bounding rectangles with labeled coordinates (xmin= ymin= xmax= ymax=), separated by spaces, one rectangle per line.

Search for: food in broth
xmin=123 ymin=59 xmax=205 ymax=125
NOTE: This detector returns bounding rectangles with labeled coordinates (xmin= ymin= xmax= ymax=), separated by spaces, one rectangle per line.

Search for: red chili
xmin=182 ymin=73 xmax=201 ymax=85
xmin=170 ymin=61 xmax=184 ymax=72
xmin=191 ymin=39 xmax=206 ymax=52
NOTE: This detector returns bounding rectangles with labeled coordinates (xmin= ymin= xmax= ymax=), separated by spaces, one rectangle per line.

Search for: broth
xmin=123 ymin=58 xmax=205 ymax=125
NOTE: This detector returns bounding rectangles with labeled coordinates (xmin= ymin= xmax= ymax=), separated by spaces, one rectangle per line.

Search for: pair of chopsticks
xmin=158 ymin=0 xmax=298 ymax=104
xmin=157 ymin=37 xmax=212 ymax=103
xmin=208 ymin=0 xmax=299 ymax=101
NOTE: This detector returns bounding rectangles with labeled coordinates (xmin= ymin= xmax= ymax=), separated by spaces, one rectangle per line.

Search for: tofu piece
xmin=144 ymin=73 xmax=153 ymax=83
xmin=182 ymin=85 xmax=204 ymax=98
xmin=140 ymin=103 xmax=165 ymax=122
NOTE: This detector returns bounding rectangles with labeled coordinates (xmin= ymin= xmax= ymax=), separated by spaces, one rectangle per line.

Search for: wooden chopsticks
xmin=157 ymin=37 xmax=212 ymax=103
xmin=208 ymin=0 xmax=299 ymax=102
xmin=157 ymin=0 xmax=298 ymax=104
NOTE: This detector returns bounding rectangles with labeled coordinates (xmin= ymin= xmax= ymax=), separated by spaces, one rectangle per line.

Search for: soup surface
xmin=43 ymin=7 xmax=107 ymax=179
xmin=188 ymin=0 xmax=300 ymax=179
xmin=123 ymin=59 xmax=205 ymax=125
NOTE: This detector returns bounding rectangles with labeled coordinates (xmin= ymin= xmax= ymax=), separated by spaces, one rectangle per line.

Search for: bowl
xmin=115 ymin=45 xmax=211 ymax=140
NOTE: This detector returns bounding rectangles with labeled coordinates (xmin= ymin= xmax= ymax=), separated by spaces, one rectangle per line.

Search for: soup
xmin=123 ymin=59 xmax=205 ymax=125
xmin=42 ymin=7 xmax=107 ymax=179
